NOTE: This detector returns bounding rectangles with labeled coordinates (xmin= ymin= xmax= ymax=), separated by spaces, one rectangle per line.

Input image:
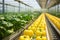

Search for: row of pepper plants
xmin=0 ymin=11 xmax=40 ymax=39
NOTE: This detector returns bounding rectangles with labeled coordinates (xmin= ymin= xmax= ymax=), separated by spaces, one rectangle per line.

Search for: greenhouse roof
xmin=0 ymin=0 xmax=60 ymax=11
xmin=47 ymin=0 xmax=60 ymax=9
xmin=36 ymin=0 xmax=60 ymax=9
xmin=36 ymin=0 xmax=48 ymax=8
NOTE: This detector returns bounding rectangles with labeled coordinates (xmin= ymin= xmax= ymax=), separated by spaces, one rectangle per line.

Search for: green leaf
xmin=7 ymin=28 xmax=14 ymax=33
xmin=6 ymin=22 xmax=13 ymax=27
xmin=14 ymin=18 xmax=20 ymax=21
xmin=2 ymin=21 xmax=7 ymax=24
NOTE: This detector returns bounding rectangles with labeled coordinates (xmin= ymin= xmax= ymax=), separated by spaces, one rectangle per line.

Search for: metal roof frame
xmin=14 ymin=0 xmax=33 ymax=8
xmin=36 ymin=0 xmax=60 ymax=9
xmin=18 ymin=1 xmax=33 ymax=8
xmin=0 ymin=2 xmax=19 ymax=7
xmin=47 ymin=0 xmax=60 ymax=9
xmin=36 ymin=0 xmax=48 ymax=8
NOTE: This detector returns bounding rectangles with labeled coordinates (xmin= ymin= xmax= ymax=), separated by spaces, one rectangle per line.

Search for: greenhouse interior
xmin=0 ymin=0 xmax=60 ymax=40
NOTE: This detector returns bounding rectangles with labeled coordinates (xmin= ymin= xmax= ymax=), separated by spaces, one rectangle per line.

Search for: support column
xmin=2 ymin=0 xmax=5 ymax=13
xmin=18 ymin=2 xmax=20 ymax=13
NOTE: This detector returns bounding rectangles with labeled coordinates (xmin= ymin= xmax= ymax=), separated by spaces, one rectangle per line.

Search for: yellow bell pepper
xmin=42 ymin=36 xmax=47 ymax=40
xmin=23 ymin=30 xmax=34 ymax=37
xmin=19 ymin=35 xmax=31 ymax=40
xmin=36 ymin=36 xmax=42 ymax=40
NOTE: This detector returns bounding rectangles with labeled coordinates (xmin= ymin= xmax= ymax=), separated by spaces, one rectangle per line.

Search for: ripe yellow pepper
xmin=36 ymin=36 xmax=42 ymax=40
xmin=35 ymin=30 xmax=42 ymax=36
xmin=42 ymin=36 xmax=47 ymax=40
xmin=28 ymin=27 xmax=36 ymax=33
xmin=19 ymin=35 xmax=31 ymax=40
xmin=23 ymin=30 xmax=34 ymax=37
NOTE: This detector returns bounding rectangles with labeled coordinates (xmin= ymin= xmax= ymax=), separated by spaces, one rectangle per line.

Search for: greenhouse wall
xmin=0 ymin=0 xmax=34 ymax=13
